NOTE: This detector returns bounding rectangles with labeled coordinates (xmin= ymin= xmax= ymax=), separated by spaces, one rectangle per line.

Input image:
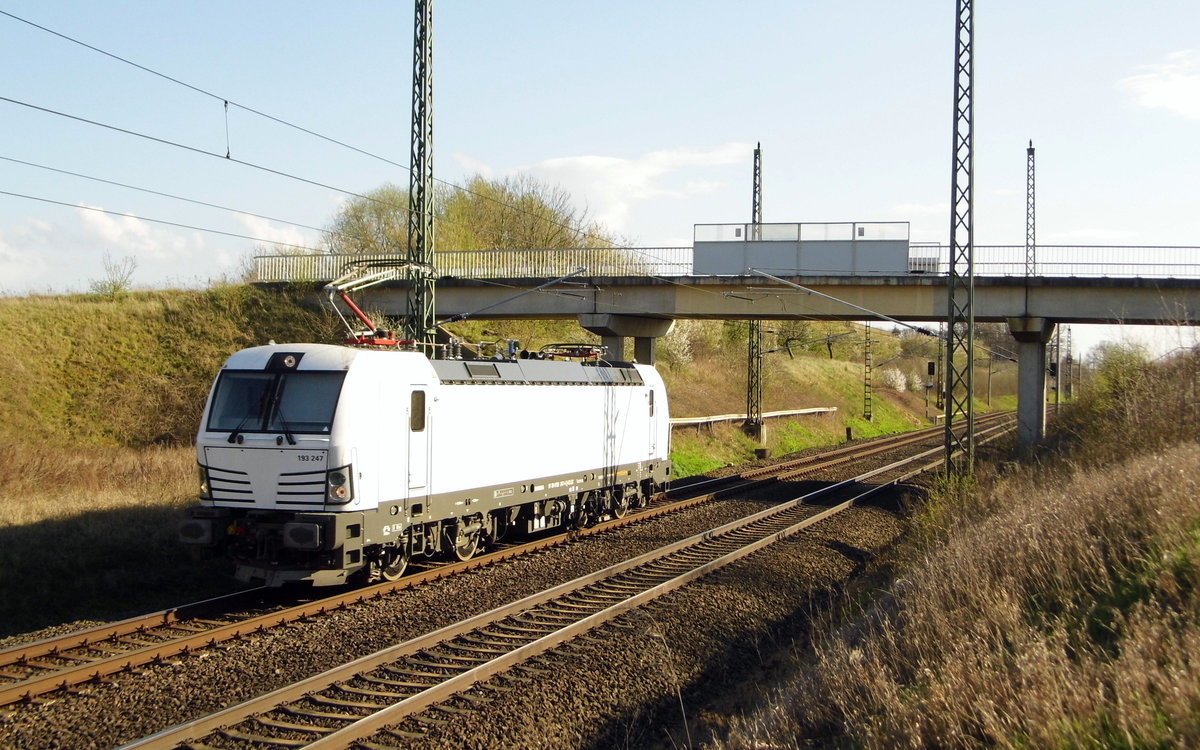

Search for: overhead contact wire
xmin=0 ymin=154 xmax=341 ymax=239
xmin=0 ymin=10 xmax=632 ymax=243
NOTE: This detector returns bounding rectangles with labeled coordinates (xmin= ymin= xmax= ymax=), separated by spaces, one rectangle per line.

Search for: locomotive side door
xmin=407 ymin=388 xmax=430 ymax=495
xmin=648 ymin=388 xmax=658 ymax=456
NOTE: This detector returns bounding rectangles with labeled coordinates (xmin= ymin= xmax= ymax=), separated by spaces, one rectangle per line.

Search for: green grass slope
xmin=0 ymin=285 xmax=341 ymax=447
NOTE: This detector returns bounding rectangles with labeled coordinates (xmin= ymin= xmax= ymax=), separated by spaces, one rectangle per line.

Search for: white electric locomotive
xmin=179 ymin=343 xmax=671 ymax=586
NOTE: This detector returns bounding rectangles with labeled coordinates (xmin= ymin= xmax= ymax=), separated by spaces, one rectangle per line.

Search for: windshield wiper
xmin=272 ymin=399 xmax=298 ymax=445
xmin=227 ymin=413 xmax=254 ymax=443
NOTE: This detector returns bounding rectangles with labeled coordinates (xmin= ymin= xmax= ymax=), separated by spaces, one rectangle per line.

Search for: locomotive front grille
xmin=208 ymin=466 xmax=253 ymax=503
xmin=276 ymin=469 xmax=327 ymax=505
xmin=203 ymin=446 xmax=330 ymax=509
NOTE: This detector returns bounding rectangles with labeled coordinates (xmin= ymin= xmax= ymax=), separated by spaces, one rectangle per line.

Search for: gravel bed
xmin=364 ymin=500 xmax=906 ymax=749
xmin=0 ymin=439 xmax=929 ymax=749
xmin=0 ymin=495 xmax=780 ymax=749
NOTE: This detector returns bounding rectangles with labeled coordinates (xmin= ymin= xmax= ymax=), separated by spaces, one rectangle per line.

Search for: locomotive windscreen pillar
xmin=1008 ymin=316 xmax=1055 ymax=449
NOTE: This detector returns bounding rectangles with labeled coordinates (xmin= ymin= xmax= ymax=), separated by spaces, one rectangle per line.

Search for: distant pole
xmin=1026 ymin=140 xmax=1036 ymax=277
xmin=1054 ymin=324 xmax=1061 ymax=412
xmin=944 ymin=0 xmax=976 ymax=474
xmin=744 ymin=143 xmax=765 ymax=441
xmin=863 ymin=322 xmax=874 ymax=421
xmin=406 ymin=0 xmax=436 ymax=346
xmin=1063 ymin=325 xmax=1073 ymax=400
xmin=987 ymin=352 xmax=993 ymax=407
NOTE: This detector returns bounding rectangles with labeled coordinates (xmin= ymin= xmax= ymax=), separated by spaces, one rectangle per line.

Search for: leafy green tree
xmin=324 ymin=184 xmax=410 ymax=256
xmin=317 ymin=175 xmax=618 ymax=258
xmin=438 ymin=174 xmax=613 ymax=251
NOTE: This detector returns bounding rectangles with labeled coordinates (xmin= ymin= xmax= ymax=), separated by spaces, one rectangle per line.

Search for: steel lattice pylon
xmin=745 ymin=143 xmax=764 ymax=437
xmin=406 ymin=0 xmax=436 ymax=345
xmin=944 ymin=0 xmax=975 ymax=474
xmin=1026 ymin=140 xmax=1036 ymax=277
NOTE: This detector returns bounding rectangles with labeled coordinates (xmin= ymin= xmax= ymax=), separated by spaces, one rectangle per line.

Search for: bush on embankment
xmin=719 ymin=347 xmax=1200 ymax=748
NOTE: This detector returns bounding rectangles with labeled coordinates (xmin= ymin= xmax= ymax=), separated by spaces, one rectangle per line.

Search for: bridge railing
xmin=912 ymin=245 xmax=1200 ymax=278
xmin=251 ymin=247 xmax=694 ymax=283
xmin=252 ymin=244 xmax=1200 ymax=283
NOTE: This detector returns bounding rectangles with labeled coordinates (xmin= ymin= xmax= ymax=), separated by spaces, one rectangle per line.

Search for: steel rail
xmin=121 ymin=418 xmax=1015 ymax=750
xmin=1 ymin=414 xmax=1012 ymax=707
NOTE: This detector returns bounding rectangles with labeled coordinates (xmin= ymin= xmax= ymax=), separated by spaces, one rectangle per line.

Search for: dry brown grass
xmin=0 ymin=444 xmax=234 ymax=639
xmin=717 ymin=347 xmax=1200 ymax=749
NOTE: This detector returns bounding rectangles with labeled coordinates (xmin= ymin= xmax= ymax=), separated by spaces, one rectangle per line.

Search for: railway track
xmin=0 ymin=414 xmax=1010 ymax=710
xmin=121 ymin=415 xmax=1014 ymax=749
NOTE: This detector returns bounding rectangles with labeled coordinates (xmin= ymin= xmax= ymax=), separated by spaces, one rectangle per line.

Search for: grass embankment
xmin=719 ymin=348 xmax=1200 ymax=748
xmin=0 ymin=286 xmax=340 ymax=447
xmin=665 ymin=350 xmax=961 ymax=477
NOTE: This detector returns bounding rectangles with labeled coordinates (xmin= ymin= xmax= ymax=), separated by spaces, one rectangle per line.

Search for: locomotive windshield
xmin=207 ymin=370 xmax=346 ymax=434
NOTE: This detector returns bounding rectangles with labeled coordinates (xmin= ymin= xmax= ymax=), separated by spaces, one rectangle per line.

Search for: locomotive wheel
xmin=611 ymin=493 xmax=631 ymax=519
xmin=453 ymin=526 xmax=480 ymax=561
xmin=380 ymin=548 xmax=409 ymax=582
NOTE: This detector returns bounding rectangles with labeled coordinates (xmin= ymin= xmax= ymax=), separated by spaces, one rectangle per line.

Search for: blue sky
xmin=1 ymin=1 xmax=1197 ymax=353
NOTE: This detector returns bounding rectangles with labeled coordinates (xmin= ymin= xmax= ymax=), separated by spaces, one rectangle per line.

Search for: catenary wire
xmin=0 ymin=95 xmax=389 ymax=208
xmin=0 ymin=154 xmax=344 ymax=240
xmin=2 ymin=13 xmax=809 ymax=307
xmin=0 ymin=10 xmax=635 ymax=245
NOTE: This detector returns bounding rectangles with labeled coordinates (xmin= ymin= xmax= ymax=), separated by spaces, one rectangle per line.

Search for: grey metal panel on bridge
xmin=694 ymin=240 xmax=911 ymax=276
xmin=692 ymin=221 xmax=911 ymax=276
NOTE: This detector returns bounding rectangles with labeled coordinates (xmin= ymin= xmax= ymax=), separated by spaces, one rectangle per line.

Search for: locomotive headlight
xmin=325 ymin=466 xmax=353 ymax=504
xmin=198 ymin=466 xmax=212 ymax=500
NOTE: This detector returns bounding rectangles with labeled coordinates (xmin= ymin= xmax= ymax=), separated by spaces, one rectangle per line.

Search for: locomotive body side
xmin=180 ymin=344 xmax=671 ymax=586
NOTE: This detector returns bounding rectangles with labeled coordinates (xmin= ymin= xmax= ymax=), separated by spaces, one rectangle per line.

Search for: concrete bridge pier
xmin=579 ymin=314 xmax=673 ymax=365
xmin=1007 ymin=316 xmax=1056 ymax=449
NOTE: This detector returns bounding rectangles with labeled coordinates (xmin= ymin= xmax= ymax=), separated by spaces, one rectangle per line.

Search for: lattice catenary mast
xmin=745 ymin=143 xmax=765 ymax=440
xmin=1026 ymin=140 xmax=1036 ymax=277
xmin=944 ymin=0 xmax=976 ymax=473
xmin=406 ymin=0 xmax=436 ymax=345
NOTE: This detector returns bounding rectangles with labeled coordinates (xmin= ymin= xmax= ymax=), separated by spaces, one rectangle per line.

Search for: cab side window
xmin=410 ymin=390 xmax=426 ymax=432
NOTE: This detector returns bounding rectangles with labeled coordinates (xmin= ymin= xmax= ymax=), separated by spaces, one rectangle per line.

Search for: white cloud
xmin=683 ymin=180 xmax=724 ymax=195
xmin=0 ymin=222 xmax=54 ymax=290
xmin=451 ymin=152 xmax=495 ymax=179
xmin=233 ymin=213 xmax=317 ymax=255
xmin=1119 ymin=50 xmax=1200 ymax=120
xmin=458 ymin=142 xmax=754 ymax=233
xmin=75 ymin=204 xmax=201 ymax=261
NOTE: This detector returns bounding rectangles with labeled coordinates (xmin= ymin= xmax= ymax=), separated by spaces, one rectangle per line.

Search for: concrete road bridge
xmin=253 ymin=223 xmax=1200 ymax=446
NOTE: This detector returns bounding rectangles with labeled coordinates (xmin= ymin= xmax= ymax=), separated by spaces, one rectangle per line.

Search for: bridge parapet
xmin=252 ymin=245 xmax=1200 ymax=284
